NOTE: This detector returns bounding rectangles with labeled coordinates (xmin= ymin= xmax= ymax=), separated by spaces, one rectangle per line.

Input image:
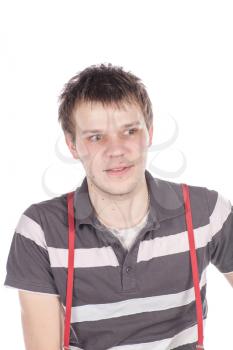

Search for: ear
xmin=64 ymin=132 xmax=79 ymax=160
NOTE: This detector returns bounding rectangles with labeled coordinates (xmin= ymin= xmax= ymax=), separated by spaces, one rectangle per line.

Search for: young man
xmin=4 ymin=63 xmax=233 ymax=350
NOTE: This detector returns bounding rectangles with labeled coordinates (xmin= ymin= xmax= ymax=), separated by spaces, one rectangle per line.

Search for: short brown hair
xmin=57 ymin=63 xmax=153 ymax=143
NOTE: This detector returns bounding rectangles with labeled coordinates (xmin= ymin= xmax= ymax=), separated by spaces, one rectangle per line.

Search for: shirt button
xmin=126 ymin=266 xmax=132 ymax=273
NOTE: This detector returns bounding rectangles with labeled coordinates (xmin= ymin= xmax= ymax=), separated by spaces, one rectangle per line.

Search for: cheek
xmin=129 ymin=134 xmax=148 ymax=151
xmin=78 ymin=141 xmax=102 ymax=164
xmin=76 ymin=139 xmax=92 ymax=157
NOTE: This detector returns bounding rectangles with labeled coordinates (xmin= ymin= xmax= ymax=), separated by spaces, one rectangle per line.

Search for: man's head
xmin=58 ymin=63 xmax=154 ymax=197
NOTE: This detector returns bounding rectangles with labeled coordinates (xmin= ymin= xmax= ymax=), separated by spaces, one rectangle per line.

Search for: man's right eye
xmin=88 ymin=134 xmax=102 ymax=142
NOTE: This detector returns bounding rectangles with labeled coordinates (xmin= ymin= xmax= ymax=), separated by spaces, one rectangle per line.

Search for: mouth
xmin=105 ymin=165 xmax=134 ymax=176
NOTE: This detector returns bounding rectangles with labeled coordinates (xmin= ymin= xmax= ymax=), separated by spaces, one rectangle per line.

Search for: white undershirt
xmin=107 ymin=211 xmax=149 ymax=251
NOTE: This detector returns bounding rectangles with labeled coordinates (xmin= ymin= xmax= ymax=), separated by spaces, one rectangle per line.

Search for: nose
xmin=104 ymin=135 xmax=126 ymax=158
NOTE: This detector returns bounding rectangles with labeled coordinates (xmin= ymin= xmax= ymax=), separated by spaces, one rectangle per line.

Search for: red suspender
xmin=181 ymin=184 xmax=205 ymax=350
xmin=63 ymin=186 xmax=205 ymax=349
xmin=63 ymin=191 xmax=75 ymax=350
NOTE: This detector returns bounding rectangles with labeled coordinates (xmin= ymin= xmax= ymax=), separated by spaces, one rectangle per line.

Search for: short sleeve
xmin=206 ymin=187 xmax=233 ymax=274
xmin=3 ymin=203 xmax=59 ymax=295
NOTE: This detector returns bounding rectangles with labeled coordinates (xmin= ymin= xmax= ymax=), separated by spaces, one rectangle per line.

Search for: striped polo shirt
xmin=4 ymin=169 xmax=233 ymax=350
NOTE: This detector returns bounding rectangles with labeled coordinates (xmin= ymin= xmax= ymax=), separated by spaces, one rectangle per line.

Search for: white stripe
xmin=48 ymin=222 xmax=211 ymax=268
xmin=66 ymin=320 xmax=206 ymax=350
xmin=15 ymin=214 xmax=47 ymax=249
xmin=107 ymin=319 xmax=207 ymax=350
xmin=62 ymin=268 xmax=207 ymax=323
xmin=48 ymin=245 xmax=119 ymax=268
xmin=209 ymin=191 xmax=232 ymax=238
xmin=138 ymin=223 xmax=210 ymax=262
xmin=48 ymin=224 xmax=210 ymax=268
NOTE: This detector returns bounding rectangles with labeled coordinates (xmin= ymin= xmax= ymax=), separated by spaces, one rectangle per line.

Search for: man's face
xmin=66 ymin=101 xmax=153 ymax=196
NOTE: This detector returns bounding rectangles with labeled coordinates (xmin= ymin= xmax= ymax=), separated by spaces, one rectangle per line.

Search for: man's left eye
xmin=126 ymin=128 xmax=138 ymax=135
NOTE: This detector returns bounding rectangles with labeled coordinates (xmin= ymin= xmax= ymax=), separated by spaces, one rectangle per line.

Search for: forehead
xmin=73 ymin=101 xmax=145 ymax=132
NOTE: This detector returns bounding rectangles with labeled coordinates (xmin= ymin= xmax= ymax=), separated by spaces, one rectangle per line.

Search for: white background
xmin=1 ymin=0 xmax=233 ymax=349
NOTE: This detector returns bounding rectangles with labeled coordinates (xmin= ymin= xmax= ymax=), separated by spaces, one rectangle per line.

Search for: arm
xmin=205 ymin=188 xmax=233 ymax=285
xmin=223 ymin=272 xmax=233 ymax=288
xmin=18 ymin=290 xmax=64 ymax=350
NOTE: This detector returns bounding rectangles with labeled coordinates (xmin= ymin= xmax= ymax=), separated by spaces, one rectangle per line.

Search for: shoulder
xmin=153 ymin=176 xmax=208 ymax=204
xmin=23 ymin=193 xmax=69 ymax=223
xmin=169 ymin=178 xmax=231 ymax=219
xmin=203 ymin=186 xmax=232 ymax=217
xmin=19 ymin=192 xmax=72 ymax=247
xmin=152 ymin=176 xmax=228 ymax=222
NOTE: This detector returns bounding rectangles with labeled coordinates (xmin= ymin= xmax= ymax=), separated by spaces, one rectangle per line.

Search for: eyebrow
xmin=80 ymin=121 xmax=142 ymax=135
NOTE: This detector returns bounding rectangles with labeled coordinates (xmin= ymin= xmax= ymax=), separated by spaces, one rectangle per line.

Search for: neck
xmin=87 ymin=175 xmax=150 ymax=230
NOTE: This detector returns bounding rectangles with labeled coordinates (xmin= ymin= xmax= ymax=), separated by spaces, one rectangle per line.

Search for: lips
xmin=105 ymin=165 xmax=132 ymax=171
xmin=105 ymin=165 xmax=133 ymax=176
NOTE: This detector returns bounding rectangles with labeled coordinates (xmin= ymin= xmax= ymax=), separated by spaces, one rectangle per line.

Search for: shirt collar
xmin=73 ymin=169 xmax=185 ymax=230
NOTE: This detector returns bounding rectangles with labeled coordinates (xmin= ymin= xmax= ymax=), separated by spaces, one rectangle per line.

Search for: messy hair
xmin=58 ymin=63 xmax=153 ymax=144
